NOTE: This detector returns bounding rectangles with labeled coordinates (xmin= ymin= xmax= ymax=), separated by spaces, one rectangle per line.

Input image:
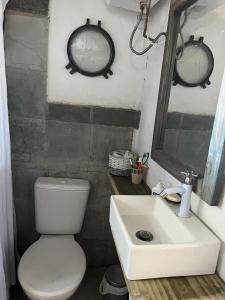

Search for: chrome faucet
xmin=160 ymin=171 xmax=198 ymax=218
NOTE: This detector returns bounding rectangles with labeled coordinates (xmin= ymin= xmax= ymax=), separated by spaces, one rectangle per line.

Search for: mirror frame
xmin=151 ymin=0 xmax=225 ymax=205
xmin=66 ymin=19 xmax=115 ymax=79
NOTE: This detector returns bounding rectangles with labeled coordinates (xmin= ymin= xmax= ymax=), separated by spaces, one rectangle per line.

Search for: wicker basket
xmin=109 ymin=150 xmax=137 ymax=177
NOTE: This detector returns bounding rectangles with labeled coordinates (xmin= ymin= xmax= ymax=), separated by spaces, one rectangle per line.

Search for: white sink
xmin=110 ymin=195 xmax=220 ymax=280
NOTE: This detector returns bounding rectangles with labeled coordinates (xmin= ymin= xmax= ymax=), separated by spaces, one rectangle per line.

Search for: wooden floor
xmin=127 ymin=274 xmax=225 ymax=300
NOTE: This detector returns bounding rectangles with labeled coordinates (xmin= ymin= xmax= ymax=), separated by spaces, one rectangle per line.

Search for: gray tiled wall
xmin=5 ymin=10 xmax=136 ymax=266
xmin=6 ymin=0 xmax=49 ymax=15
xmin=163 ymin=112 xmax=214 ymax=176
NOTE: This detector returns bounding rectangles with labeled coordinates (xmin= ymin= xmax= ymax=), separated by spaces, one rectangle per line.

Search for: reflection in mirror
xmin=163 ymin=1 xmax=225 ymax=177
xmin=152 ymin=0 xmax=225 ymax=205
xmin=174 ymin=36 xmax=214 ymax=87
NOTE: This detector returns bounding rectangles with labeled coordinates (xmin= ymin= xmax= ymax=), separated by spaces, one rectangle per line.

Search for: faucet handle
xmin=181 ymin=171 xmax=198 ymax=185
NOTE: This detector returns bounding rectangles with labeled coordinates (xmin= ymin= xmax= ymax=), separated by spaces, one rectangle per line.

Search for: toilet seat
xmin=18 ymin=237 xmax=86 ymax=300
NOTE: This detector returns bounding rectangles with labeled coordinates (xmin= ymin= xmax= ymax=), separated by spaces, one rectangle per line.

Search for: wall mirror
xmin=152 ymin=0 xmax=225 ymax=206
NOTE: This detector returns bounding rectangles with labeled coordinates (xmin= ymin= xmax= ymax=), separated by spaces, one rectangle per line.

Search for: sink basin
xmin=110 ymin=195 xmax=220 ymax=280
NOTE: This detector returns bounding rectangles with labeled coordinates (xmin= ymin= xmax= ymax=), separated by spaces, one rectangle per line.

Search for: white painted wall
xmin=47 ymin=0 xmax=148 ymax=109
xmin=132 ymin=0 xmax=225 ymax=281
xmin=169 ymin=2 xmax=225 ymax=115
xmin=105 ymin=0 xmax=160 ymax=13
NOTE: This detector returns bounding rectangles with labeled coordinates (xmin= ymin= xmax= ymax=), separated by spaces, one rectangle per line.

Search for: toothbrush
xmin=129 ymin=159 xmax=134 ymax=169
xmin=137 ymin=157 xmax=143 ymax=169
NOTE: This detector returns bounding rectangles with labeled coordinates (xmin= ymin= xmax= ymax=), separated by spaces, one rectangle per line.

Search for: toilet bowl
xmin=18 ymin=177 xmax=90 ymax=300
xmin=18 ymin=236 xmax=86 ymax=300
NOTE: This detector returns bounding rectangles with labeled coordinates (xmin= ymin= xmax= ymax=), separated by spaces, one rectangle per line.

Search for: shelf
xmin=108 ymin=171 xmax=151 ymax=195
xmin=126 ymin=273 xmax=225 ymax=300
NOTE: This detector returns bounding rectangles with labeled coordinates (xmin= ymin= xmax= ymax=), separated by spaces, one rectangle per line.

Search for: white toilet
xmin=18 ymin=177 xmax=90 ymax=300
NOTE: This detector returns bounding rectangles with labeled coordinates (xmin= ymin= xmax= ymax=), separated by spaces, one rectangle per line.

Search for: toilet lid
xmin=18 ymin=238 xmax=86 ymax=299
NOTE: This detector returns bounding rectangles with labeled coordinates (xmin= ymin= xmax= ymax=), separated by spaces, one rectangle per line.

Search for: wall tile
xmin=4 ymin=13 xmax=48 ymax=71
xmin=163 ymin=127 xmax=212 ymax=176
xmin=166 ymin=112 xmax=183 ymax=129
xmin=47 ymin=103 xmax=141 ymax=129
xmin=166 ymin=112 xmax=214 ymax=131
xmin=87 ymin=171 xmax=111 ymax=208
xmin=76 ymin=237 xmax=119 ymax=266
xmin=163 ymin=129 xmax=179 ymax=155
xmin=6 ymin=67 xmax=47 ymax=118
xmin=164 ymin=113 xmax=214 ymax=176
xmin=46 ymin=169 xmax=87 ymax=180
xmin=93 ymin=107 xmax=141 ymax=129
xmin=6 ymin=0 xmax=49 ymax=16
xmin=177 ymin=130 xmax=212 ymax=175
xmin=182 ymin=114 xmax=214 ymax=130
xmin=44 ymin=120 xmax=91 ymax=169
xmin=81 ymin=172 xmax=111 ymax=239
xmin=10 ymin=118 xmax=46 ymax=163
xmin=91 ymin=125 xmax=133 ymax=164
xmin=12 ymin=167 xmax=46 ymax=254
xmin=47 ymin=104 xmax=91 ymax=124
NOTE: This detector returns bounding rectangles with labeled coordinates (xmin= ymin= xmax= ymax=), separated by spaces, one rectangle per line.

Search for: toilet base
xmin=23 ymin=287 xmax=77 ymax=300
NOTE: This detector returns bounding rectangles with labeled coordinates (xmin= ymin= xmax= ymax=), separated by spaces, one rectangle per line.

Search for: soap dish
xmin=165 ymin=194 xmax=181 ymax=204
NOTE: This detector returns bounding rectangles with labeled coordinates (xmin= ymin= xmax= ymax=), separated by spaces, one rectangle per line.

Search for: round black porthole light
xmin=66 ymin=19 xmax=115 ymax=79
xmin=173 ymin=35 xmax=214 ymax=89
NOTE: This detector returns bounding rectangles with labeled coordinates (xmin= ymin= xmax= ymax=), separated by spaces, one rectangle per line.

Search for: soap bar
xmin=166 ymin=194 xmax=181 ymax=203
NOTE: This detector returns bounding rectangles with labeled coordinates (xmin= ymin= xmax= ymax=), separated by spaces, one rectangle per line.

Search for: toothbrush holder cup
xmin=131 ymin=168 xmax=146 ymax=185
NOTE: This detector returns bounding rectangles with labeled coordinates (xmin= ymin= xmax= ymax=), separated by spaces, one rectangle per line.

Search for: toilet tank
xmin=35 ymin=177 xmax=90 ymax=234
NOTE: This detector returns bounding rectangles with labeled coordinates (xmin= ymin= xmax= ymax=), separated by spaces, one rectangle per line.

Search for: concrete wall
xmin=5 ymin=4 xmax=137 ymax=266
xmin=47 ymin=0 xmax=147 ymax=109
xmin=164 ymin=113 xmax=213 ymax=175
xmin=169 ymin=1 xmax=225 ymax=115
xmin=132 ymin=0 xmax=225 ymax=281
xmin=6 ymin=0 xmax=49 ymax=15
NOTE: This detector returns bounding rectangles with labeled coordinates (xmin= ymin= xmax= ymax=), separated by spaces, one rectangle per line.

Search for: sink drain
xmin=136 ymin=230 xmax=154 ymax=242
